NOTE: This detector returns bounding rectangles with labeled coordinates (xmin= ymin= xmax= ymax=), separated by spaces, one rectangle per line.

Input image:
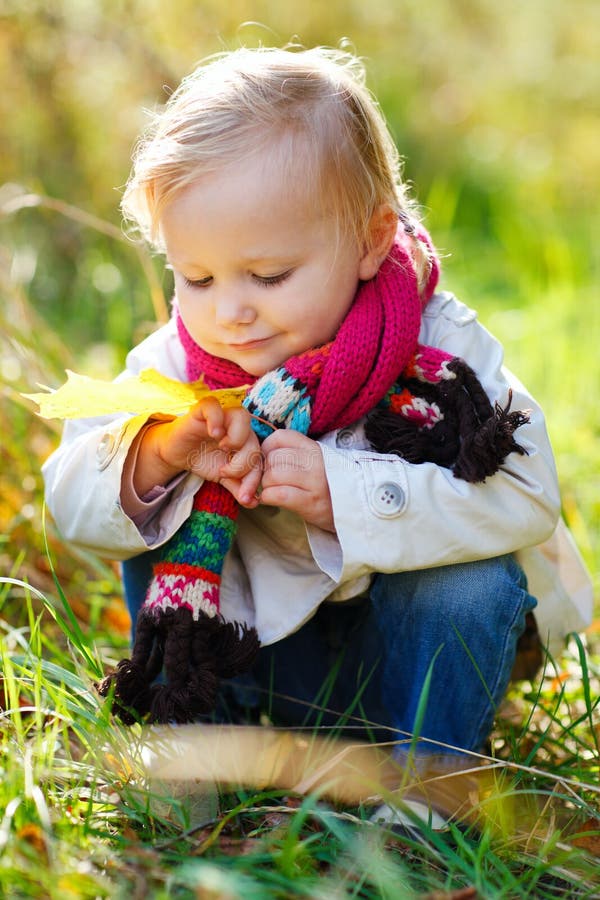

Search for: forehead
xmin=160 ymin=140 xmax=336 ymax=265
xmin=169 ymin=132 xmax=327 ymax=217
xmin=241 ymin=130 xmax=328 ymax=208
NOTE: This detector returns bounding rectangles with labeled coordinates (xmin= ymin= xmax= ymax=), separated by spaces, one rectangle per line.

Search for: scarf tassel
xmin=96 ymin=603 xmax=260 ymax=724
xmin=96 ymin=480 xmax=260 ymax=724
xmin=365 ymin=357 xmax=530 ymax=483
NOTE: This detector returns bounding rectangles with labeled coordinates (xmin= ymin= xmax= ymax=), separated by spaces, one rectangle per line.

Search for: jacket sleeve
xmin=310 ymin=294 xmax=561 ymax=583
xmin=42 ymin=321 xmax=201 ymax=559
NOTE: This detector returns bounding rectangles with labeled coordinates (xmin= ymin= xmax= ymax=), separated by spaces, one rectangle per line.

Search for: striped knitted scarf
xmin=98 ymin=230 xmax=528 ymax=724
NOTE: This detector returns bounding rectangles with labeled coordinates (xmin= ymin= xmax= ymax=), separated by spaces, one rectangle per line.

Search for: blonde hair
xmin=122 ymin=46 xmax=433 ymax=289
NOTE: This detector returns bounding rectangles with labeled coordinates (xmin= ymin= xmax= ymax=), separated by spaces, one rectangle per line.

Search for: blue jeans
xmin=121 ymin=553 xmax=536 ymax=754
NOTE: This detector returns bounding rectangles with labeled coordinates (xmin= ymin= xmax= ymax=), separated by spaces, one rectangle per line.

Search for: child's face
xmin=161 ymin=142 xmax=373 ymax=376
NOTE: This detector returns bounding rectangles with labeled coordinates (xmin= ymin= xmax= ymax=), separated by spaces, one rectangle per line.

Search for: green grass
xmin=0 ymin=573 xmax=599 ymax=898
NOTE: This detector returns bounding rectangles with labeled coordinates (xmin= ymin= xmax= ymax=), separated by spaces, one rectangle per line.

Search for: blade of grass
xmin=570 ymin=631 xmax=600 ymax=758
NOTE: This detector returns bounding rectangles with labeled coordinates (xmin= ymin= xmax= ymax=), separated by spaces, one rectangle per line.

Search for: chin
xmin=241 ymin=362 xmax=274 ymax=378
xmin=238 ymin=353 xmax=290 ymax=378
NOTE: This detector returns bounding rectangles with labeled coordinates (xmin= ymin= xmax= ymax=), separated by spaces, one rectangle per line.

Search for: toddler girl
xmin=43 ymin=47 xmax=591 ymax=762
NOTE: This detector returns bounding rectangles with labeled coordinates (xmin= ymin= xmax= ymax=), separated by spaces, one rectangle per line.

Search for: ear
xmin=358 ymin=205 xmax=398 ymax=281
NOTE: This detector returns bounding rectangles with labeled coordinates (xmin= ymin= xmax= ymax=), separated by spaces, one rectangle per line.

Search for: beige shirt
xmin=43 ymin=292 xmax=593 ymax=654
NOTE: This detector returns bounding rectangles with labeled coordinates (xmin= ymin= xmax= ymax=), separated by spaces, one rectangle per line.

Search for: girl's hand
xmin=133 ymin=397 xmax=262 ymax=507
xmin=259 ymin=430 xmax=335 ymax=532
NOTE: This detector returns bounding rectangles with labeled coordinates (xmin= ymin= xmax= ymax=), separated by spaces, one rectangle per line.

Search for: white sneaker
xmin=371 ymin=798 xmax=449 ymax=833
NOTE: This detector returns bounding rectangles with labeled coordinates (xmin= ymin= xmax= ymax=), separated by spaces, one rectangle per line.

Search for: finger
xmin=218 ymin=406 xmax=253 ymax=450
xmin=187 ymin=446 xmax=228 ymax=481
xmin=261 ymin=439 xmax=319 ymax=489
xmin=219 ymin=434 xmax=263 ymax=476
xmin=261 ymin=429 xmax=312 ymax=453
xmin=262 ymin=431 xmax=322 ymax=479
xmin=262 ymin=446 xmax=317 ymax=484
xmin=259 ymin=483 xmax=308 ymax=511
xmin=238 ymin=464 xmax=263 ymax=506
xmin=260 ymin=482 xmax=335 ymax=531
xmin=219 ymin=475 xmax=260 ymax=509
xmin=261 ymin=464 xmax=305 ymax=493
xmin=190 ymin=397 xmax=225 ymax=440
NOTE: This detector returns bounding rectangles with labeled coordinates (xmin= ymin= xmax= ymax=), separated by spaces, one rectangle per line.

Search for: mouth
xmin=227 ymin=337 xmax=274 ymax=350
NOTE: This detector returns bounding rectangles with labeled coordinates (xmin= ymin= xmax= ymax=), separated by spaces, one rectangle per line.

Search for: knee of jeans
xmin=447 ymin=556 xmax=537 ymax=639
xmin=374 ymin=555 xmax=536 ymax=627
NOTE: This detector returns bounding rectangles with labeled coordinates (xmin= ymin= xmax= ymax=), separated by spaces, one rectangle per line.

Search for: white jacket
xmin=43 ymin=292 xmax=593 ymax=654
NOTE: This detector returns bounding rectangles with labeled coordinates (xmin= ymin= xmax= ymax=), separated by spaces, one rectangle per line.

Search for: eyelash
xmin=183 ymin=276 xmax=211 ymax=289
xmin=255 ymin=271 xmax=292 ymax=288
xmin=182 ymin=271 xmax=292 ymax=290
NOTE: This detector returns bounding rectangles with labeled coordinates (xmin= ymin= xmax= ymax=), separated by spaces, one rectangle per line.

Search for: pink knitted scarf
xmin=176 ymin=229 xmax=441 ymax=435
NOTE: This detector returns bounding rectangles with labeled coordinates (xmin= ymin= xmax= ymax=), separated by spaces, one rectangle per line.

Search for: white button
xmin=96 ymin=432 xmax=116 ymax=470
xmin=370 ymin=481 xmax=405 ymax=517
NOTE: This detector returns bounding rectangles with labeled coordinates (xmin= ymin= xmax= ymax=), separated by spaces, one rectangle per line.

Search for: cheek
xmin=299 ymin=309 xmax=344 ymax=347
xmin=320 ymin=292 xmax=357 ymax=338
xmin=178 ymin=288 xmax=208 ymax=321
xmin=177 ymin=296 xmax=212 ymax=347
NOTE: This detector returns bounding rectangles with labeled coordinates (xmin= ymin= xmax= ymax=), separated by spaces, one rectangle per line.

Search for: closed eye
xmin=253 ymin=270 xmax=293 ymax=287
xmin=183 ymin=275 xmax=213 ymax=289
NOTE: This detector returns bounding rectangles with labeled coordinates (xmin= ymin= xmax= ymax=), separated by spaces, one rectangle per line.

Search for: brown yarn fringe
xmin=96 ymin=606 xmax=260 ymax=725
xmin=365 ymin=357 xmax=530 ymax=483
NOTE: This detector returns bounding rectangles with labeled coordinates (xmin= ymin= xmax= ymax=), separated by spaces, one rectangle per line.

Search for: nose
xmin=214 ymin=288 xmax=256 ymax=328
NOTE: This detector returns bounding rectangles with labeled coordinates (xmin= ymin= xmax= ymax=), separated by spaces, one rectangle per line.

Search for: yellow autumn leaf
xmin=23 ymin=368 xmax=248 ymax=420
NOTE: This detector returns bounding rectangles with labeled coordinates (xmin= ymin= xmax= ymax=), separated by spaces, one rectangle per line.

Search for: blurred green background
xmin=1 ymin=0 xmax=598 ymax=614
